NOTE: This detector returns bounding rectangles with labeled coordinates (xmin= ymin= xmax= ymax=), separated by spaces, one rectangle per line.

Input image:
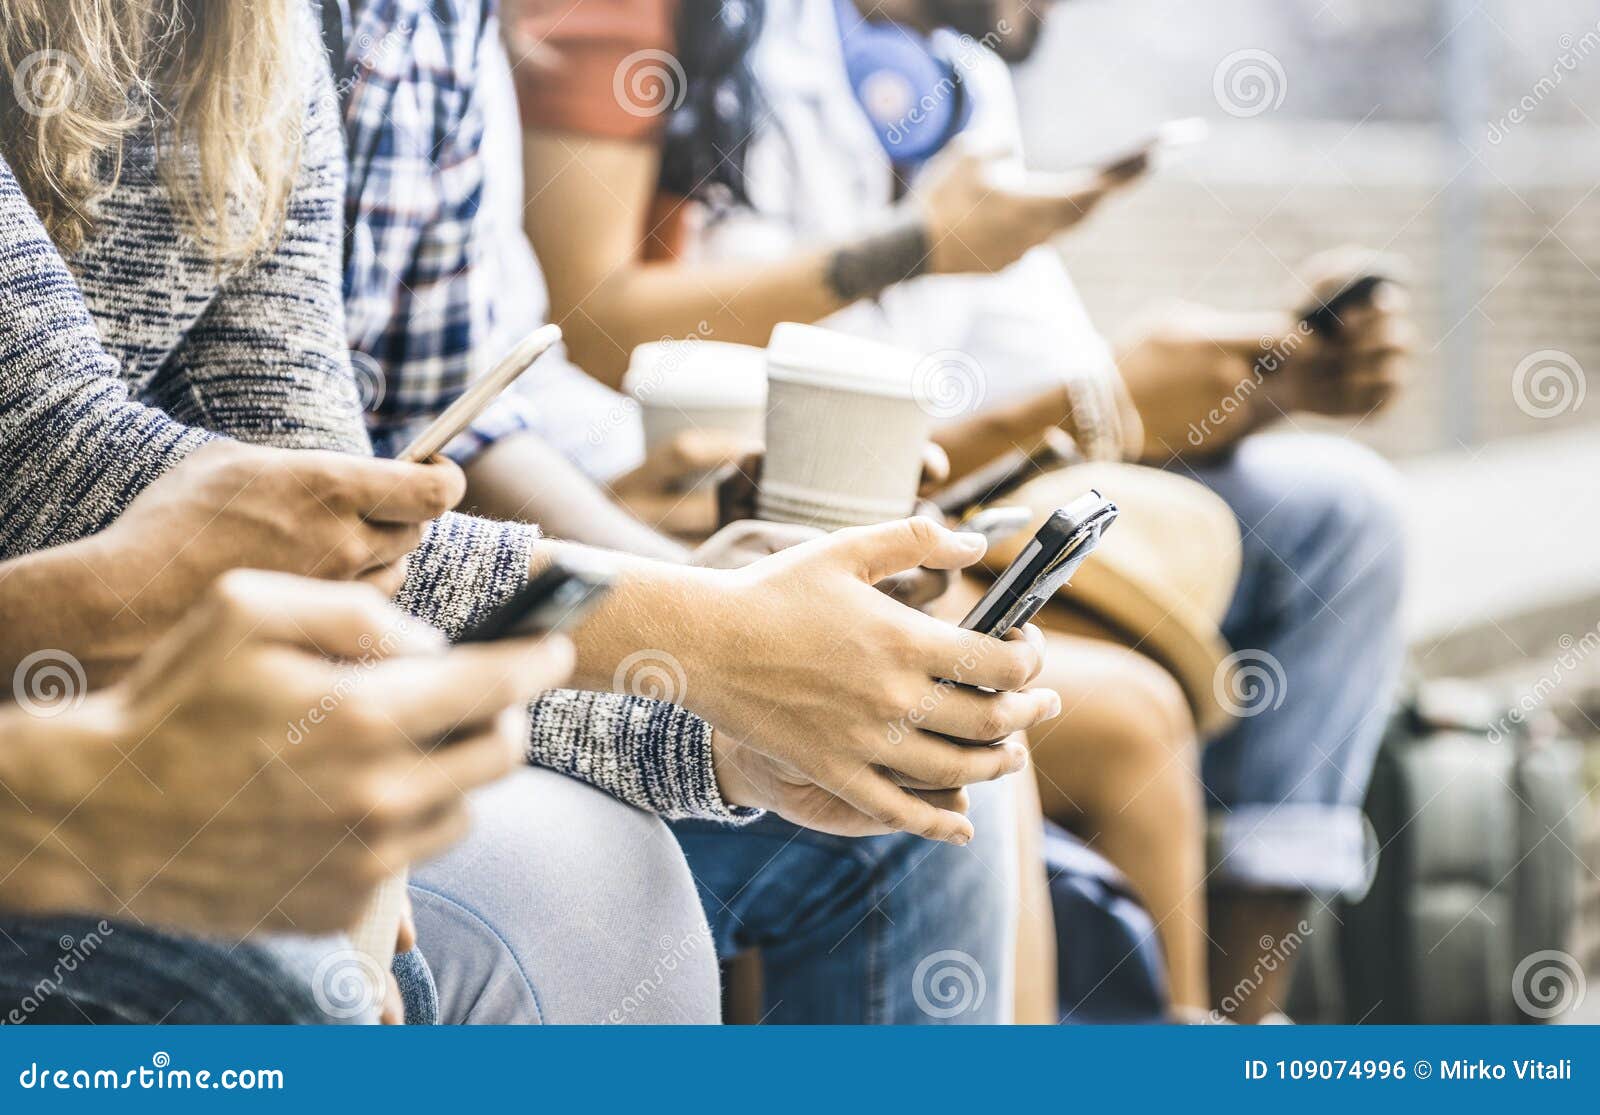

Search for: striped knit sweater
xmin=0 ymin=56 xmax=742 ymax=823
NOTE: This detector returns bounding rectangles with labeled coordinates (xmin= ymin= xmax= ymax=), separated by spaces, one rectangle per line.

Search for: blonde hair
xmin=0 ymin=0 xmax=304 ymax=264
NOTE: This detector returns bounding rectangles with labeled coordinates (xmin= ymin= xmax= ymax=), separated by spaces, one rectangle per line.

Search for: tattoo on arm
xmin=823 ymin=219 xmax=930 ymax=303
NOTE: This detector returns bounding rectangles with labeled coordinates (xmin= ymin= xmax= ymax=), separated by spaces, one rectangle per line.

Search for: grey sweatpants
xmin=409 ymin=766 xmax=722 ymax=1024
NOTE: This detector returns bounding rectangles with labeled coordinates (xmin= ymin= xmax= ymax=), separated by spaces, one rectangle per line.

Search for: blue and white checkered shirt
xmin=338 ymin=0 xmax=543 ymax=462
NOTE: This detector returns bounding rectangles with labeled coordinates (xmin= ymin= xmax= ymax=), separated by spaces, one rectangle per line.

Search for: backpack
xmin=1289 ymin=679 xmax=1586 ymax=1023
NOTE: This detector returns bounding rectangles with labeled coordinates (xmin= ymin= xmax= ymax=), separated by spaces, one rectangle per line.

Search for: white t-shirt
xmin=694 ymin=0 xmax=1123 ymax=454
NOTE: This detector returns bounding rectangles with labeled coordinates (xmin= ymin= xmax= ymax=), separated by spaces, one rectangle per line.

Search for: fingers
xmin=877 ymin=566 xmax=954 ymax=609
xmin=201 ymin=571 xmax=444 ymax=662
xmin=827 ymin=516 xmax=987 ymax=583
xmin=1010 ymin=625 xmax=1047 ymax=686
xmin=921 ymin=687 xmax=1059 ymax=747
xmin=879 ymin=730 xmax=1031 ymax=787
xmin=912 ymin=620 xmax=1044 ymax=692
xmin=831 ymin=768 xmax=975 ymax=845
xmin=319 ymin=456 xmax=465 ymax=524
xmin=419 ymin=708 xmax=528 ymax=790
xmin=365 ymin=635 xmax=575 ymax=741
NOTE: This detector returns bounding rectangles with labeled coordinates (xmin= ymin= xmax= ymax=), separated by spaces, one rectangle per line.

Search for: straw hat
xmin=978 ymin=461 xmax=1243 ymax=738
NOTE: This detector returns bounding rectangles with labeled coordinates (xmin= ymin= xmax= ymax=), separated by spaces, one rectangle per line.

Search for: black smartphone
xmin=959 ymin=491 xmax=1118 ymax=638
xmin=459 ymin=561 xmax=614 ymax=642
xmin=931 ymin=428 xmax=1080 ymax=520
xmin=1298 ymin=273 xmax=1387 ymax=338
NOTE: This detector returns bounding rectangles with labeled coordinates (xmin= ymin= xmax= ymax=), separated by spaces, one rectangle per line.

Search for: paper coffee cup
xmin=623 ymin=339 xmax=768 ymax=455
xmin=758 ymin=322 xmax=931 ymax=530
xmin=348 ymin=870 xmax=406 ymax=1010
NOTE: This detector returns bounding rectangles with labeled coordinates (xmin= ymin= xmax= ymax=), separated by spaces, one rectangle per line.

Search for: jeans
xmin=670 ymin=774 xmax=1019 ymax=1024
xmin=1183 ymin=432 xmax=1406 ymax=896
xmin=0 ymin=916 xmax=362 ymax=1024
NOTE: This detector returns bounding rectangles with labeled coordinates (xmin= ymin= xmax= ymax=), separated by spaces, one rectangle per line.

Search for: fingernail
xmin=956 ymin=531 xmax=987 ymax=552
xmin=1044 ymin=691 xmax=1062 ymax=719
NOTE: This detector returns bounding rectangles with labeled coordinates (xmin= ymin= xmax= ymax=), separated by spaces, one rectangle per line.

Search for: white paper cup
xmin=623 ymin=339 xmax=768 ymax=455
xmin=758 ymin=323 xmax=931 ymax=530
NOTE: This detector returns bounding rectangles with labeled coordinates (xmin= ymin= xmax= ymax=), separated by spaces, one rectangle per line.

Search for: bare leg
xmin=1208 ymin=892 xmax=1309 ymax=1023
xmin=1024 ymin=630 xmax=1211 ymax=1012
xmin=1011 ymin=771 xmax=1058 ymax=1023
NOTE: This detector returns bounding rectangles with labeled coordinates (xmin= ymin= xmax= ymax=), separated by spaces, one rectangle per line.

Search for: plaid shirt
xmin=338 ymin=0 xmax=542 ymax=462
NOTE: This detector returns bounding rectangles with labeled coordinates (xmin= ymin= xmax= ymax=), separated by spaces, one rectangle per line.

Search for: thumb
xmin=822 ymin=516 xmax=987 ymax=584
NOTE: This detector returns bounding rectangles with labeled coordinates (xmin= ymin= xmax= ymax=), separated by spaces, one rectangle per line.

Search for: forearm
xmin=0 ymin=540 xmax=161 ymax=686
xmin=934 ymin=384 xmax=1075 ymax=481
xmin=558 ymin=253 xmax=847 ymax=388
xmin=463 ymin=432 xmax=688 ymax=561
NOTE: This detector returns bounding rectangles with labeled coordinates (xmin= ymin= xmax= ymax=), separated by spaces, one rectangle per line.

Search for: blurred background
xmin=1012 ymin=0 xmax=1600 ymax=1022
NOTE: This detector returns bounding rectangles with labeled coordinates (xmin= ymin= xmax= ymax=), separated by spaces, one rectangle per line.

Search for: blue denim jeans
xmin=0 ymin=915 xmax=363 ymax=1024
xmin=670 ymin=774 xmax=1018 ymax=1024
xmin=1182 ymin=432 xmax=1405 ymax=897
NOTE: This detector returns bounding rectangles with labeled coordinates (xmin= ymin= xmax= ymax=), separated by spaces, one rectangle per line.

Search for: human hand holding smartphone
xmin=398 ymin=323 xmax=563 ymax=463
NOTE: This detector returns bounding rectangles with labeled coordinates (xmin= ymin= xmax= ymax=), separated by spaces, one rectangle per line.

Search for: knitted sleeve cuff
xmin=393 ymin=511 xmax=539 ymax=640
xmin=527 ymin=689 xmax=762 ymax=824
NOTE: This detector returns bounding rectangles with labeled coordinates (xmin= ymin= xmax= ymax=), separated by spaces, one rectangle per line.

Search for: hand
xmin=609 ymin=429 xmax=759 ymax=540
xmin=715 ymin=447 xmax=955 ymax=608
xmin=0 ymin=572 xmax=573 ymax=936
xmin=691 ymin=519 xmax=824 ymax=570
xmin=1269 ymin=248 xmax=1414 ymax=417
xmin=98 ymin=439 xmax=464 ymax=619
xmin=668 ymin=518 xmax=1061 ymax=844
xmin=915 ymin=144 xmax=1138 ymax=276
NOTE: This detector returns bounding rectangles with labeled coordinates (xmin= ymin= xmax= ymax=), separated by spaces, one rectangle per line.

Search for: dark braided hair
xmin=658 ymin=0 xmax=765 ymax=206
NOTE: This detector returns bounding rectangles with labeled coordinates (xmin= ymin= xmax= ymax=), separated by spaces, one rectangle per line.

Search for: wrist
xmin=709 ymin=729 xmax=762 ymax=811
xmin=824 ymin=215 xmax=930 ymax=303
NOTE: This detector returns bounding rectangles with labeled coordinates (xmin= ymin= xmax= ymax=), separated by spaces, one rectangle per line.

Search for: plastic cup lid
xmin=765 ymin=322 xmax=919 ymax=400
xmin=624 ymin=339 xmax=769 ymax=409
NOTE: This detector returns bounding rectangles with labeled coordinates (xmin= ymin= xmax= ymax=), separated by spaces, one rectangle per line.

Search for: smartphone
xmin=459 ymin=559 xmax=613 ymax=642
xmin=961 ymin=505 xmax=1033 ymax=546
xmin=1093 ymin=117 xmax=1209 ymax=180
xmin=1297 ymin=273 xmax=1387 ymax=338
xmin=930 ymin=428 xmax=1080 ymax=520
xmin=398 ymin=323 xmax=563 ymax=463
xmin=960 ymin=491 xmax=1119 ymax=638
